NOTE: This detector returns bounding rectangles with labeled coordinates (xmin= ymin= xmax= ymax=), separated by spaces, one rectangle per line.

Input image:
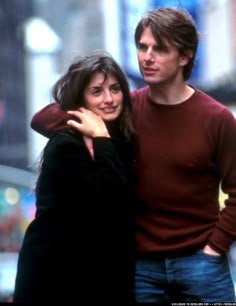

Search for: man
xmin=30 ymin=7 xmax=236 ymax=303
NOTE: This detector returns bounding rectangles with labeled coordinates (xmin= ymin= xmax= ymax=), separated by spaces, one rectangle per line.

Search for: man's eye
xmin=137 ymin=43 xmax=147 ymax=51
xmin=153 ymin=45 xmax=169 ymax=53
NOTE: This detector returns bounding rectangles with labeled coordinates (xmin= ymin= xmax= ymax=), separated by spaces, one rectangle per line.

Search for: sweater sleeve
xmin=30 ymin=103 xmax=71 ymax=138
xmin=208 ymin=109 xmax=236 ymax=253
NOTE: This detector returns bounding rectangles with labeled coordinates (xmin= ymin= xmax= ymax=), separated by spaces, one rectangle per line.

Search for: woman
xmin=13 ymin=50 xmax=135 ymax=304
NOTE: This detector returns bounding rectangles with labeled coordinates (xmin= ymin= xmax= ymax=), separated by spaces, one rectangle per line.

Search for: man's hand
xmin=202 ymin=244 xmax=221 ymax=256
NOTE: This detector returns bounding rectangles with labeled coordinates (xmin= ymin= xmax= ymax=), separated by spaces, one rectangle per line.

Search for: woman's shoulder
xmin=41 ymin=132 xmax=89 ymax=168
xmin=44 ymin=131 xmax=84 ymax=155
xmin=50 ymin=131 xmax=82 ymax=144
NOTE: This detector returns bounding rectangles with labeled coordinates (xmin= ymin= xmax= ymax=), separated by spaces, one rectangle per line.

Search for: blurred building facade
xmin=0 ymin=0 xmax=236 ymax=170
xmin=34 ymin=0 xmax=236 ymax=101
xmin=1 ymin=2 xmax=236 ymax=302
xmin=199 ymin=0 xmax=236 ymax=103
xmin=0 ymin=0 xmax=33 ymax=169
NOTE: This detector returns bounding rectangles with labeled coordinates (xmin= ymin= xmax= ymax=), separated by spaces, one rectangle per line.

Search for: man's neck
xmin=148 ymin=83 xmax=195 ymax=106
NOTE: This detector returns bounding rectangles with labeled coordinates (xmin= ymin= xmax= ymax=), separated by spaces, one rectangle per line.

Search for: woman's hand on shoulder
xmin=67 ymin=108 xmax=110 ymax=138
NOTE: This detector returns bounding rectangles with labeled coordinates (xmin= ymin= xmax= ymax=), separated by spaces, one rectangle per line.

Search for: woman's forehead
xmin=88 ymin=71 xmax=118 ymax=85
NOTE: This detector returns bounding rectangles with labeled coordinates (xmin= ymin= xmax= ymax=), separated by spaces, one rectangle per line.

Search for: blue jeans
xmin=135 ymin=250 xmax=236 ymax=304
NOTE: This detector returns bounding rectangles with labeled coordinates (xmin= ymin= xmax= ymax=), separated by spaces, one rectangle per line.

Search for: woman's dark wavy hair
xmin=52 ymin=50 xmax=134 ymax=140
xmin=134 ymin=7 xmax=199 ymax=81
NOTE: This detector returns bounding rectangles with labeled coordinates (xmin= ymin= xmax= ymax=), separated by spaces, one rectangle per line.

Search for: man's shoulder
xmin=131 ymin=86 xmax=148 ymax=98
xmin=130 ymin=86 xmax=149 ymax=108
xmin=193 ymin=87 xmax=227 ymax=109
xmin=193 ymin=87 xmax=235 ymax=122
xmin=194 ymin=87 xmax=223 ymax=105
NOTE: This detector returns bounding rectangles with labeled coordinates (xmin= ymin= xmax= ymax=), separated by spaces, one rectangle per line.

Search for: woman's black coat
xmin=13 ymin=131 xmax=135 ymax=303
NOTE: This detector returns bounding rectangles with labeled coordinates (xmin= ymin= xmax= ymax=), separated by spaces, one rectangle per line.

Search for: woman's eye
xmin=91 ymin=88 xmax=102 ymax=95
xmin=111 ymin=85 xmax=121 ymax=93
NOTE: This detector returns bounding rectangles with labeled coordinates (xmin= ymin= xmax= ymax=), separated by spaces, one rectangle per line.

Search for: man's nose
xmin=144 ymin=47 xmax=154 ymax=61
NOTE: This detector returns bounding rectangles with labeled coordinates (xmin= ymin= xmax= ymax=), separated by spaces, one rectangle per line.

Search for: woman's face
xmin=83 ymin=72 xmax=123 ymax=121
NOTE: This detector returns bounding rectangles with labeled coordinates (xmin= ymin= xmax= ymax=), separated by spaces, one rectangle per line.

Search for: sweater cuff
xmin=208 ymin=227 xmax=234 ymax=254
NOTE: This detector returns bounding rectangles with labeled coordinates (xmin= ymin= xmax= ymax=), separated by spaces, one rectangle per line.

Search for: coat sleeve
xmin=39 ymin=134 xmax=134 ymax=203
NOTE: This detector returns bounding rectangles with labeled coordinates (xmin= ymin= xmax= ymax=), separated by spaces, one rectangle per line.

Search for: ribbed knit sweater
xmin=131 ymin=86 xmax=236 ymax=255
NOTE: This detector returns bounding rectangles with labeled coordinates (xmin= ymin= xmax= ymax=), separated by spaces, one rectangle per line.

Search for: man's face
xmin=137 ymin=27 xmax=189 ymax=86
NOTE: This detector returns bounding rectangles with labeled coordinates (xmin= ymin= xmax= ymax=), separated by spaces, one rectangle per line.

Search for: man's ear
xmin=179 ymin=50 xmax=193 ymax=67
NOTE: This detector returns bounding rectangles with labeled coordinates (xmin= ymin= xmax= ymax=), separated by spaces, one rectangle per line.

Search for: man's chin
xmin=143 ymin=75 xmax=158 ymax=83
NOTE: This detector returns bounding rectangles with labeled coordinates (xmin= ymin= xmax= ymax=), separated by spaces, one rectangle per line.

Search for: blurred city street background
xmin=0 ymin=0 xmax=236 ymax=302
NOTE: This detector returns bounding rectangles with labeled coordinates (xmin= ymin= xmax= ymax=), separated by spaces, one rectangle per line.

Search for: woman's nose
xmin=104 ymin=90 xmax=113 ymax=103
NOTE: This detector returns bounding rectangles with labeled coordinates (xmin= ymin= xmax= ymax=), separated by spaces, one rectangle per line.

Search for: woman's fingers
xmin=67 ymin=109 xmax=110 ymax=138
xmin=67 ymin=119 xmax=82 ymax=130
xmin=67 ymin=110 xmax=83 ymax=120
